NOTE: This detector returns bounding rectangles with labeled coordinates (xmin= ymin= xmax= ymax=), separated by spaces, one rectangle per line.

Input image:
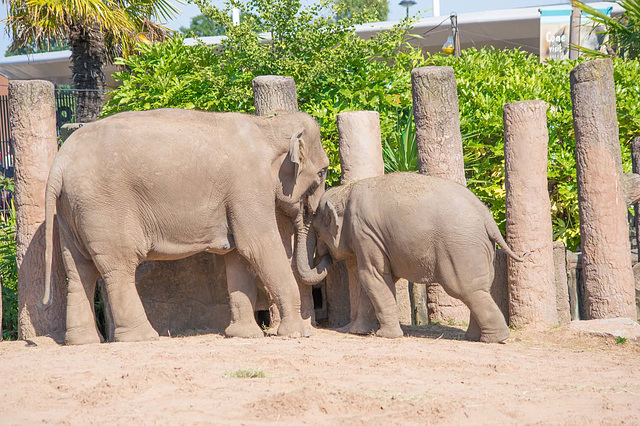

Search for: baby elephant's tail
xmin=485 ymin=216 xmax=530 ymax=262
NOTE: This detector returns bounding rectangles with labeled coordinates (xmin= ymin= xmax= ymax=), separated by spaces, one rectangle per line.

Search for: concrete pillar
xmin=503 ymin=100 xmax=557 ymax=328
xmin=411 ymin=66 xmax=469 ymax=324
xmin=334 ymin=111 xmax=389 ymax=325
xmin=338 ymin=111 xmax=385 ymax=182
xmin=252 ymin=76 xmax=298 ymax=116
xmin=553 ymin=242 xmax=572 ymax=325
xmin=251 ymin=75 xmax=314 ymax=329
xmin=632 ymin=137 xmax=640 ymax=263
xmin=11 ymin=80 xmax=66 ymax=341
xmin=571 ymin=58 xmax=636 ymax=320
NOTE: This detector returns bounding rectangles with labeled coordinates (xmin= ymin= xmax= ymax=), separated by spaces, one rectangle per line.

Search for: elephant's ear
xmin=326 ymin=201 xmax=340 ymax=238
xmin=289 ymin=129 xmax=306 ymax=178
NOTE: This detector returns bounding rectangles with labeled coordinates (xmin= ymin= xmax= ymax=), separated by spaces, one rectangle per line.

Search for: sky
xmin=0 ymin=0 xmax=574 ymax=57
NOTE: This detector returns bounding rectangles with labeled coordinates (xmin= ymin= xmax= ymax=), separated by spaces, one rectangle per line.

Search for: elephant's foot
xmin=375 ymin=324 xmax=404 ymax=339
xmin=114 ymin=322 xmax=159 ymax=343
xmin=65 ymin=326 xmax=103 ymax=346
xmin=465 ymin=317 xmax=482 ymax=342
xmin=338 ymin=318 xmax=378 ymax=335
xmin=225 ymin=322 xmax=264 ymax=338
xmin=277 ymin=316 xmax=312 ymax=338
xmin=479 ymin=326 xmax=510 ymax=344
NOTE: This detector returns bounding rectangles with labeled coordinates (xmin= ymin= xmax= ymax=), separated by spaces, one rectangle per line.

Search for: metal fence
xmin=0 ymin=87 xmax=79 ymax=179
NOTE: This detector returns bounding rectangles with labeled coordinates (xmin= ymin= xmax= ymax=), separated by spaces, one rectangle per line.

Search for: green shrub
xmin=103 ymin=1 xmax=640 ymax=251
xmin=0 ymin=178 xmax=17 ymax=340
xmin=102 ymin=0 xmax=423 ymax=187
xmin=423 ymin=49 xmax=640 ymax=250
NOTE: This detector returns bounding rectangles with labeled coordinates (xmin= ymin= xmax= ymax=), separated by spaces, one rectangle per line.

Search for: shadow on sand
xmin=400 ymin=324 xmax=467 ymax=341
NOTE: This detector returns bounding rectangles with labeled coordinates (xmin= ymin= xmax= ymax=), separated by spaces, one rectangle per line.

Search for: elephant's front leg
xmin=356 ymin=250 xmax=403 ymax=339
xmin=233 ymin=210 xmax=310 ymax=338
xmin=339 ymin=259 xmax=378 ymax=335
xmin=223 ymin=251 xmax=264 ymax=338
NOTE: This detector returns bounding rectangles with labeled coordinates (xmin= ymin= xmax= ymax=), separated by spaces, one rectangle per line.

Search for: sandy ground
xmin=1 ymin=324 xmax=639 ymax=425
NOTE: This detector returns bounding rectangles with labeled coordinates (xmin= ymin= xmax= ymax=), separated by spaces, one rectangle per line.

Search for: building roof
xmin=0 ymin=2 xmax=624 ymax=86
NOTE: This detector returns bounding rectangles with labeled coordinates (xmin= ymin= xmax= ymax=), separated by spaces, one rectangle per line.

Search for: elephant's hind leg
xmin=94 ymin=257 xmax=158 ymax=343
xmin=223 ymin=251 xmax=263 ymax=338
xmin=463 ymin=288 xmax=509 ymax=343
xmin=61 ymin=234 xmax=102 ymax=345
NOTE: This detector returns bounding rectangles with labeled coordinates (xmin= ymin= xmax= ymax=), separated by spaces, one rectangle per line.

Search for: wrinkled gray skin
xmin=43 ymin=109 xmax=329 ymax=345
xmin=296 ymin=173 xmax=527 ymax=343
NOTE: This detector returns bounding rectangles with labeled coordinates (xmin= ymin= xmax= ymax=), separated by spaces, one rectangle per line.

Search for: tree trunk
xmin=570 ymin=59 xmax=636 ymax=320
xmin=503 ymin=100 xmax=557 ymax=328
xmin=68 ymin=22 xmax=107 ymax=123
xmin=11 ymin=81 xmax=66 ymax=342
xmin=411 ymin=66 xmax=469 ymax=324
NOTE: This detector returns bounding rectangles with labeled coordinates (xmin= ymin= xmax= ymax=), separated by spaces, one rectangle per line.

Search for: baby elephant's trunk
xmin=294 ymin=218 xmax=332 ymax=285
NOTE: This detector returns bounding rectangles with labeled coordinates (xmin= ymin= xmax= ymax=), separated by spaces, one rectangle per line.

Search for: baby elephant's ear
xmin=289 ymin=129 xmax=305 ymax=177
xmin=326 ymin=201 xmax=340 ymax=236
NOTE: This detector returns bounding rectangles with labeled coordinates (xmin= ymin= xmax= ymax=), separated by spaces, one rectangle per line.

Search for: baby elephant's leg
xmin=356 ymin=251 xmax=403 ymax=339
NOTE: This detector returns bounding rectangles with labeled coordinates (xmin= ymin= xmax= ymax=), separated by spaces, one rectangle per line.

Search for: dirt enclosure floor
xmin=1 ymin=325 xmax=639 ymax=425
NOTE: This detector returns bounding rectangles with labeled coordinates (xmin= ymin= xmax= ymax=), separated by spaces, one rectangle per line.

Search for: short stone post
xmin=11 ymin=80 xmax=66 ymax=341
xmin=252 ymin=76 xmax=299 ymax=116
xmin=571 ymin=58 xmax=636 ymax=320
xmin=334 ymin=111 xmax=390 ymax=324
xmin=411 ymin=66 xmax=469 ymax=324
xmin=251 ymin=75 xmax=315 ymax=328
xmin=503 ymin=100 xmax=557 ymax=328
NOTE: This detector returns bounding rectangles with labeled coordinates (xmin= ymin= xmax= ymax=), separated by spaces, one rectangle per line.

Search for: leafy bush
xmin=575 ymin=0 xmax=640 ymax=59
xmin=103 ymin=0 xmax=423 ymax=187
xmin=423 ymin=49 xmax=640 ymax=250
xmin=103 ymin=1 xmax=640 ymax=251
xmin=0 ymin=178 xmax=17 ymax=340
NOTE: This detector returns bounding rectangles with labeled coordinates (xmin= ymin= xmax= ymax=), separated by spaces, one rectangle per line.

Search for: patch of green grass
xmin=224 ymin=369 xmax=266 ymax=379
xmin=616 ymin=337 xmax=627 ymax=345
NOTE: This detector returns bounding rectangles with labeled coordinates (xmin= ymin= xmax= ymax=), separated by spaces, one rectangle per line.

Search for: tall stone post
xmin=632 ymin=137 xmax=640 ymax=263
xmin=503 ymin=100 xmax=557 ymax=328
xmin=251 ymin=75 xmax=315 ymax=328
xmin=571 ymin=59 xmax=636 ymax=320
xmin=11 ymin=80 xmax=66 ymax=341
xmin=411 ymin=66 xmax=469 ymax=324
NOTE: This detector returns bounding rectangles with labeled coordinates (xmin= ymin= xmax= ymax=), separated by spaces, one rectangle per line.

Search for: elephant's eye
xmin=318 ymin=168 xmax=327 ymax=178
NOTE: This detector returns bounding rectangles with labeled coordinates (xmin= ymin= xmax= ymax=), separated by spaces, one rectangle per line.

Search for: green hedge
xmin=103 ymin=13 xmax=640 ymax=251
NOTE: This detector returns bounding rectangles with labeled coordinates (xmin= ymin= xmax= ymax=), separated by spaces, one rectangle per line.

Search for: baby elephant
xmin=295 ymin=172 xmax=527 ymax=343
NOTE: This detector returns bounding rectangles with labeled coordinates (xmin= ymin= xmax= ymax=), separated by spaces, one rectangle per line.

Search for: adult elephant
xmin=42 ymin=108 xmax=329 ymax=345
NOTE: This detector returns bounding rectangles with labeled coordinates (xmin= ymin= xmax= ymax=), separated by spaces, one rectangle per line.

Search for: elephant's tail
xmin=484 ymin=215 xmax=531 ymax=262
xmin=42 ymin=162 xmax=63 ymax=310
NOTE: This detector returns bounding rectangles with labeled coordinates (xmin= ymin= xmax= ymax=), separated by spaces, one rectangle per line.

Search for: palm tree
xmin=3 ymin=0 xmax=180 ymax=122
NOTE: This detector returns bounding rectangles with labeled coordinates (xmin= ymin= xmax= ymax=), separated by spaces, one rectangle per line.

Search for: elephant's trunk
xmin=294 ymin=217 xmax=332 ymax=285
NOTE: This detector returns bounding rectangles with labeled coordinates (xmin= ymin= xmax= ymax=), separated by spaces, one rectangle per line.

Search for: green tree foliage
xmin=103 ymin=0 xmax=640 ymax=251
xmin=4 ymin=38 xmax=68 ymax=57
xmin=3 ymin=0 xmax=180 ymax=120
xmin=103 ymin=0 xmax=423 ymax=188
xmin=574 ymin=0 xmax=640 ymax=59
xmin=335 ymin=0 xmax=389 ymax=23
xmin=180 ymin=13 xmax=226 ymax=37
